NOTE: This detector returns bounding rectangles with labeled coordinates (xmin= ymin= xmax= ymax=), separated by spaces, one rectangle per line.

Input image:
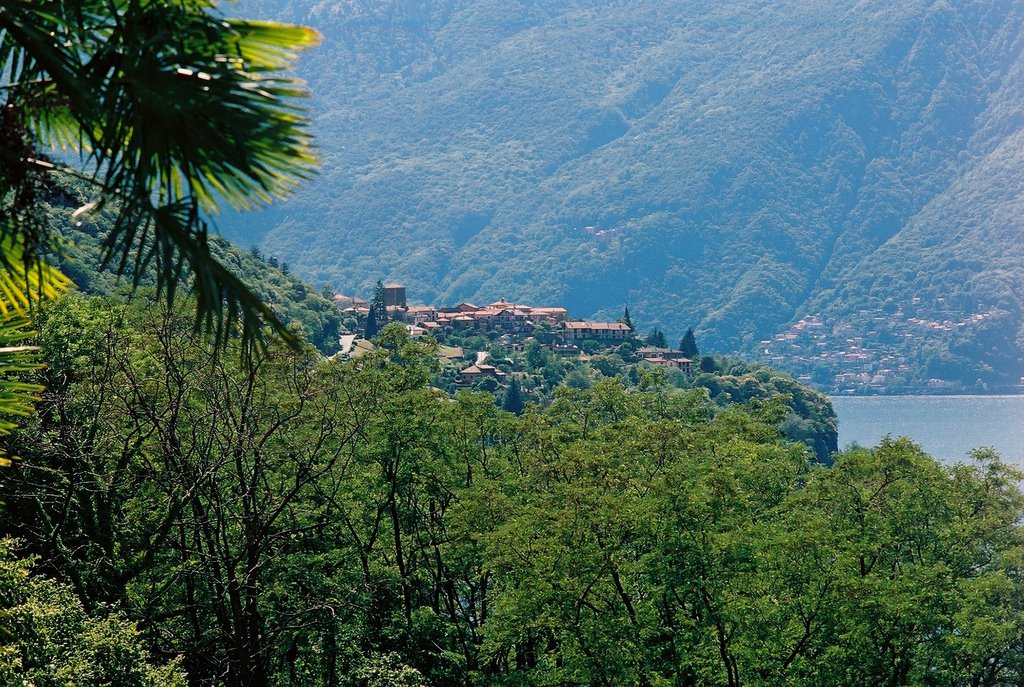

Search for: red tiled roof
xmin=489 ymin=299 xmax=532 ymax=310
xmin=332 ymin=294 xmax=368 ymax=306
xmin=460 ymin=364 xmax=506 ymax=376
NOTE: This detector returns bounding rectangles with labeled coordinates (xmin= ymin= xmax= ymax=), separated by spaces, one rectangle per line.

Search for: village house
xmin=563 ymin=320 xmax=632 ymax=342
xmin=405 ymin=305 xmax=437 ymax=324
xmin=636 ymin=347 xmax=693 ymax=362
xmin=528 ymin=307 xmax=569 ymax=323
xmin=332 ymin=294 xmax=369 ymax=313
xmin=640 ymin=355 xmax=693 ymax=373
xmin=488 ymin=298 xmax=529 ymax=311
xmin=470 ymin=308 xmax=503 ymax=329
xmin=455 ymin=363 xmax=507 ymax=388
xmin=451 ymin=303 xmax=480 ymax=313
xmin=493 ymin=308 xmax=530 ymax=332
xmin=405 ymin=324 xmax=427 ymax=340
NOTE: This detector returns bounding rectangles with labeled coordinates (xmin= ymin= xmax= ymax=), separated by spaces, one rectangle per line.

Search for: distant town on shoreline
xmin=330 ymin=283 xmax=1024 ymax=398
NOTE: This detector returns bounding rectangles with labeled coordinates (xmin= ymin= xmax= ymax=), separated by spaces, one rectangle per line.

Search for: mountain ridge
xmin=224 ymin=0 xmax=1024 ymax=389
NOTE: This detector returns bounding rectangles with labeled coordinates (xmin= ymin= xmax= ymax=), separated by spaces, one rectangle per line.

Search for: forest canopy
xmin=1 ymin=295 xmax=1022 ymax=686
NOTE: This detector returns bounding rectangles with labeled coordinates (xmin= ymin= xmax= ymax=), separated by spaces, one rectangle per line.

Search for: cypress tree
xmin=645 ymin=328 xmax=667 ymax=348
xmin=680 ymin=328 xmax=699 ymax=357
xmin=622 ymin=305 xmax=634 ymax=331
xmin=503 ymin=377 xmax=524 ymax=415
xmin=365 ymin=304 xmax=379 ymax=339
xmin=372 ymin=279 xmax=386 ymax=313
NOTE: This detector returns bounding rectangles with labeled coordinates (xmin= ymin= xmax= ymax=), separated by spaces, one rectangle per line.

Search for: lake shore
xmin=825 ymin=385 xmax=1024 ymax=397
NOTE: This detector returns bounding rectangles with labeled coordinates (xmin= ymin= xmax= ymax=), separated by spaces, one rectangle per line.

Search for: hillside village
xmin=332 ymin=283 xmax=694 ymax=392
xmin=327 ymin=283 xmax=840 ymax=462
xmin=331 ymin=285 xmax=1024 ymax=397
xmin=760 ymin=305 xmax=1024 ymax=395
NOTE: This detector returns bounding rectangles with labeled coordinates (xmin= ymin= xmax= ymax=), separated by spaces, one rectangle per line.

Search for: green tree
xmin=6 ymin=301 xmax=481 ymax=685
xmin=645 ymin=328 xmax=667 ymax=348
xmin=680 ymin=327 xmax=700 ymax=357
xmin=7 ymin=297 xmax=365 ymax=687
xmin=564 ymin=367 xmax=592 ymax=389
xmin=735 ymin=440 xmax=1024 ymax=686
xmin=0 ymin=539 xmax=186 ymax=687
xmin=365 ymin=303 xmax=380 ymax=338
xmin=590 ymin=353 xmax=625 ymax=377
xmin=525 ymin=339 xmax=548 ymax=369
xmin=503 ymin=377 xmax=525 ymax=415
xmin=372 ymin=279 xmax=387 ymax=316
xmin=621 ymin=305 xmax=634 ymax=331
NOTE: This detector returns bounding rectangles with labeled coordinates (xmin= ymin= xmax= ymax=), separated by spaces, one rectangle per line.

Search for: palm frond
xmin=0 ymin=0 xmax=321 ymax=349
xmin=0 ymin=237 xmax=72 ymax=317
xmin=0 ymin=315 xmax=43 ymax=466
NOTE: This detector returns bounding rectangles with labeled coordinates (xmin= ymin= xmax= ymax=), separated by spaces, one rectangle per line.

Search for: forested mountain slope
xmin=43 ymin=179 xmax=343 ymax=353
xmin=227 ymin=0 xmax=1024 ymax=388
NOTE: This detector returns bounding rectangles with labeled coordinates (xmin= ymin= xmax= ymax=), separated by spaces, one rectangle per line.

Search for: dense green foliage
xmin=429 ymin=330 xmax=837 ymax=462
xmin=223 ymin=0 xmax=1024 ymax=388
xmin=0 ymin=540 xmax=186 ymax=687
xmin=2 ymin=296 xmax=1023 ymax=686
xmin=689 ymin=357 xmax=839 ymax=463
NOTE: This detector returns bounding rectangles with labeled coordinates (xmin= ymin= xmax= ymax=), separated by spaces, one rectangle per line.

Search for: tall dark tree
xmin=622 ymin=305 xmax=634 ymax=331
xmin=503 ymin=377 xmax=524 ymax=415
xmin=372 ymin=279 xmax=386 ymax=315
xmin=365 ymin=304 xmax=379 ymax=339
xmin=645 ymin=328 xmax=667 ymax=348
xmin=680 ymin=327 xmax=700 ymax=358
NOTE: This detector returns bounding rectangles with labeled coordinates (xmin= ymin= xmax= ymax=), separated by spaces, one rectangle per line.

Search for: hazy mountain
xmin=223 ymin=0 xmax=1024 ymax=388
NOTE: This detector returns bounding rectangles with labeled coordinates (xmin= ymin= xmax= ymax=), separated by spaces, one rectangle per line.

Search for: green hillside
xmin=43 ymin=179 xmax=343 ymax=353
xmin=225 ymin=0 xmax=1024 ymax=390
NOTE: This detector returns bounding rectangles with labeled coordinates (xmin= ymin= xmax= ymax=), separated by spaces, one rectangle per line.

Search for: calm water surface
xmin=830 ymin=395 xmax=1024 ymax=464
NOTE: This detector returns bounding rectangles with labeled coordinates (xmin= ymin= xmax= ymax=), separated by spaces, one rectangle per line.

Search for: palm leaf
xmin=0 ymin=237 xmax=72 ymax=317
xmin=0 ymin=0 xmax=321 ymax=349
xmin=0 ymin=315 xmax=43 ymax=466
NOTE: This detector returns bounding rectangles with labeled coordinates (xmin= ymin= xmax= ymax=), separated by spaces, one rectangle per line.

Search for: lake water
xmin=830 ymin=395 xmax=1024 ymax=465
